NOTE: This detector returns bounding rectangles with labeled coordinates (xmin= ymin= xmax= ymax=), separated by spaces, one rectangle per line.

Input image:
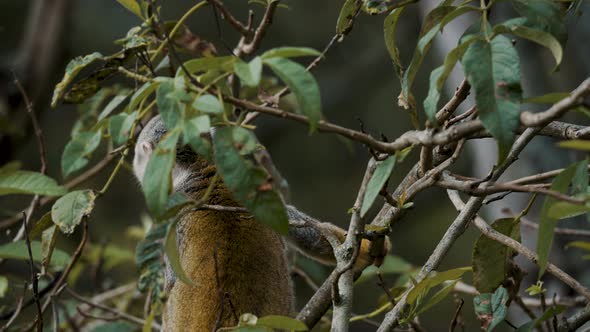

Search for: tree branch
xmin=447 ymin=189 xmax=590 ymax=300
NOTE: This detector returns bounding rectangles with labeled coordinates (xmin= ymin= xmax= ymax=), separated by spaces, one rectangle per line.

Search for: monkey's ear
xmin=140 ymin=141 xmax=155 ymax=155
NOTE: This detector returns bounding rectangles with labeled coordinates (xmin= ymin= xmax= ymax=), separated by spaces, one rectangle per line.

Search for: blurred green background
xmin=1 ymin=1 xmax=590 ymax=331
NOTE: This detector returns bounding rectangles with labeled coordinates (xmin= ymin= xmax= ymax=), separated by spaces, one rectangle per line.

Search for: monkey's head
xmin=133 ymin=115 xmax=212 ymax=190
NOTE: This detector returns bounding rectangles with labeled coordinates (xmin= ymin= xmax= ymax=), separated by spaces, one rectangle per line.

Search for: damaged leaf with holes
xmin=136 ymin=222 xmax=168 ymax=304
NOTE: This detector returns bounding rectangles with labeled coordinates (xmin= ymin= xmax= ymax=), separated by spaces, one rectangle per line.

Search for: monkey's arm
xmin=286 ymin=205 xmax=390 ymax=270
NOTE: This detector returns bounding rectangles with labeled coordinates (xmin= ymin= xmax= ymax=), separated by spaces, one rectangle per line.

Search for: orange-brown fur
xmin=163 ymin=163 xmax=292 ymax=332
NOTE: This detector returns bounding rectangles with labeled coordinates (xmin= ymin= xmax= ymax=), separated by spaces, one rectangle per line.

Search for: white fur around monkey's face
xmin=132 ymin=139 xmax=154 ymax=187
xmin=132 ymin=115 xmax=195 ymax=191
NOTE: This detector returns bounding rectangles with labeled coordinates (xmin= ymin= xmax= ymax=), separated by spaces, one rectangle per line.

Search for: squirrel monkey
xmin=133 ymin=116 xmax=390 ymax=332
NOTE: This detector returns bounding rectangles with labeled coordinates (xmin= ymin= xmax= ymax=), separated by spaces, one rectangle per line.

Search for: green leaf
xmin=406 ymin=267 xmax=470 ymax=305
xmin=523 ymin=92 xmax=569 ymax=104
xmin=234 ymin=57 xmax=263 ymax=87
xmin=135 ymin=223 xmax=167 ymax=304
xmin=51 ymin=190 xmax=96 ymax=234
xmin=109 ymin=111 xmax=137 ymax=146
xmin=515 ymin=306 xmax=566 ymax=332
xmin=164 ymin=219 xmax=195 ymax=286
xmin=383 ymin=7 xmax=406 ymax=78
xmin=511 ymin=0 xmax=567 ymax=44
xmin=90 ymin=322 xmax=137 ymax=332
xmin=472 ymin=218 xmax=521 ymax=293
xmin=260 ymin=47 xmax=321 ymax=60
xmin=493 ymin=20 xmax=562 ymax=68
xmin=423 ymin=35 xmax=478 ymax=122
xmin=401 ymin=5 xmax=453 ymax=101
xmin=213 ymin=127 xmax=289 ymax=234
xmin=193 ymin=94 xmax=224 ymax=114
xmin=566 ymin=241 xmax=590 ymax=251
xmin=361 ymin=156 xmax=396 ymax=217
xmin=62 ymin=131 xmax=102 ymax=177
xmin=558 ymin=140 xmax=590 ymax=151
xmin=462 ymin=35 xmax=522 ymax=163
xmin=257 ymin=315 xmax=308 ymax=331
xmin=548 ymin=201 xmax=589 ymax=220
xmin=263 ymin=57 xmax=322 ymax=133
xmin=0 ymin=276 xmax=7 ymax=298
xmin=29 ymin=212 xmax=54 ymax=239
xmin=157 ymin=80 xmax=186 ymax=130
xmin=537 ymin=161 xmax=580 ymax=276
xmin=401 ymin=5 xmax=476 ymax=107
xmin=358 ymin=254 xmax=414 ymax=283
xmin=0 ymin=161 xmax=21 ymax=175
xmin=474 ymin=286 xmax=509 ymax=332
xmin=0 ymin=240 xmax=70 ymax=270
xmin=62 ymin=47 xmax=144 ymax=105
xmin=572 ymin=158 xmax=590 ymax=222
xmin=180 ymin=56 xmax=236 ymax=76
xmin=0 ymin=169 xmax=66 ymax=196
xmin=41 ymin=225 xmax=58 ymax=272
xmin=128 ymin=81 xmax=159 ymax=113
xmin=51 ymin=52 xmax=104 ymax=107
xmin=415 ymin=280 xmax=458 ymax=315
xmin=98 ymin=94 xmax=128 ymax=121
xmin=183 ymin=115 xmax=212 ymax=158
xmin=143 ymin=129 xmax=181 ymax=217
xmin=336 ymin=0 xmax=362 ymax=35
xmin=115 ymin=0 xmax=144 ymax=19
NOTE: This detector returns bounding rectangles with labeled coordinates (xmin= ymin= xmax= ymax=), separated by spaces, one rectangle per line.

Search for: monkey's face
xmin=132 ymin=115 xmax=212 ymax=190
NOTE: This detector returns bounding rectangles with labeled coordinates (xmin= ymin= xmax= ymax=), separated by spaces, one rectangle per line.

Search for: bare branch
xmin=238 ymin=1 xmax=280 ymax=55
xmin=520 ymin=78 xmax=590 ymax=127
xmin=227 ymin=75 xmax=590 ymax=155
xmin=436 ymin=172 xmax=584 ymax=205
xmin=207 ymin=0 xmax=250 ymax=36
xmin=519 ymin=216 xmax=590 ymax=237
xmin=331 ymin=159 xmax=376 ymax=332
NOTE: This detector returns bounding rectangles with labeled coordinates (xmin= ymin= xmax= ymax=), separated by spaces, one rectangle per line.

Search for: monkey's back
xmin=163 ymin=185 xmax=292 ymax=332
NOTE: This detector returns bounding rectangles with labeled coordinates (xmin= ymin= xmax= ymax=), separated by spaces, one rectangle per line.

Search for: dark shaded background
xmin=1 ymin=1 xmax=590 ymax=331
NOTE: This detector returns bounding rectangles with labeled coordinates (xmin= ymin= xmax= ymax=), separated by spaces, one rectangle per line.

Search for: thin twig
xmin=0 ymin=295 xmax=25 ymax=331
xmin=51 ymin=297 xmax=59 ymax=332
xmin=507 ymin=164 xmax=590 ymax=186
xmin=238 ymin=0 xmax=279 ymax=55
xmin=435 ymin=79 xmax=471 ymax=124
xmin=195 ymin=204 xmax=248 ymax=213
xmin=519 ymin=216 xmax=590 ymax=237
xmin=448 ymin=298 xmax=464 ymax=332
xmin=437 ymin=172 xmax=584 ymax=205
xmin=22 ymin=212 xmax=43 ymax=332
xmin=10 ymin=75 xmax=47 ymax=242
xmin=66 ymin=288 xmax=161 ymax=330
xmin=292 ymin=267 xmax=319 ymax=291
xmin=207 ymin=0 xmax=250 ymax=36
